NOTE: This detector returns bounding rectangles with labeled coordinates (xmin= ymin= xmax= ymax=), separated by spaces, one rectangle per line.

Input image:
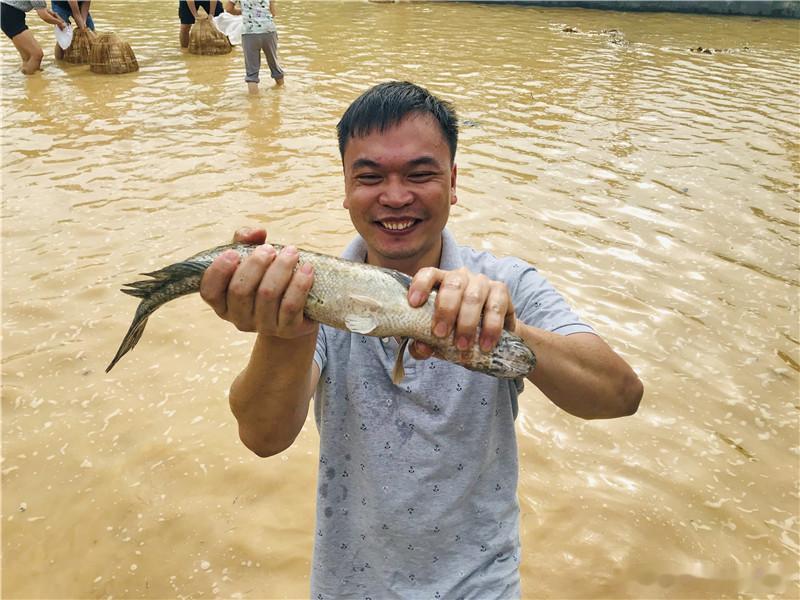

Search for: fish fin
xmin=121 ymin=261 xmax=207 ymax=299
xmin=388 ymin=270 xmax=412 ymax=290
xmin=106 ymin=309 xmax=150 ymax=372
xmin=343 ymin=294 xmax=384 ymax=334
xmin=344 ymin=313 xmax=379 ymax=335
xmin=109 ymin=260 xmax=206 ymax=371
xmin=348 ymin=293 xmax=384 ymax=309
xmin=392 ymin=337 xmax=410 ymax=384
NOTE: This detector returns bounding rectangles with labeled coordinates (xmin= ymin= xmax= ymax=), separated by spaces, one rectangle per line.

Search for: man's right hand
xmin=199 ymin=227 xmax=318 ymax=339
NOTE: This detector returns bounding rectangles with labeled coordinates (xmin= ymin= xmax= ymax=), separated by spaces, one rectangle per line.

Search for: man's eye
xmin=356 ymin=174 xmax=382 ymax=184
xmin=409 ymin=172 xmax=435 ymax=182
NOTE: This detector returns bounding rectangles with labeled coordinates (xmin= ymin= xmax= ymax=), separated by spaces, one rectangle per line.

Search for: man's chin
xmin=366 ymin=239 xmax=425 ymax=267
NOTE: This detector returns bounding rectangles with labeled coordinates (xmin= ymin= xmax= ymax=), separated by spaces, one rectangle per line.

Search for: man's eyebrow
xmin=351 ymin=158 xmax=381 ymax=170
xmin=350 ymin=156 xmax=442 ymax=170
xmin=407 ymin=156 xmax=442 ymax=168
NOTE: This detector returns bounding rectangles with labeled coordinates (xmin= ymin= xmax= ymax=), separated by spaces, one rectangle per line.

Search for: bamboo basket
xmin=188 ymin=7 xmax=232 ymax=55
xmin=62 ymin=27 xmax=96 ymax=64
xmin=90 ymin=32 xmax=139 ymax=74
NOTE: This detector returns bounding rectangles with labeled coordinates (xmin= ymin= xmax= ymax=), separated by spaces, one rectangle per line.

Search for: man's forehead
xmin=343 ymin=114 xmax=449 ymax=158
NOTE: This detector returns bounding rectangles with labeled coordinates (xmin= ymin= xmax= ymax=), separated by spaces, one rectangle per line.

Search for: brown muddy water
xmin=2 ymin=1 xmax=798 ymax=598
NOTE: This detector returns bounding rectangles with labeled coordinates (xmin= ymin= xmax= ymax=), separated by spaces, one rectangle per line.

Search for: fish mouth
xmin=374 ymin=218 xmax=421 ymax=234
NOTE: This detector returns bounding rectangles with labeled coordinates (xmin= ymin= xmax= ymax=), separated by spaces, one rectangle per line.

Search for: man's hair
xmin=337 ymin=81 xmax=459 ymax=162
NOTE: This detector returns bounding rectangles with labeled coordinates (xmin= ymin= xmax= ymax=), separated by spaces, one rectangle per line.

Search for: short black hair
xmin=337 ymin=81 xmax=459 ymax=162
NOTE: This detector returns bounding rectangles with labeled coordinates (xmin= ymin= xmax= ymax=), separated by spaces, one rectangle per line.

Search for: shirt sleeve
xmin=503 ymin=258 xmax=595 ymax=336
xmin=313 ymin=324 xmax=328 ymax=373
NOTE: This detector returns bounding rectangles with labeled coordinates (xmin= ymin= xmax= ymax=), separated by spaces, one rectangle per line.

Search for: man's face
xmin=342 ymin=113 xmax=457 ymax=274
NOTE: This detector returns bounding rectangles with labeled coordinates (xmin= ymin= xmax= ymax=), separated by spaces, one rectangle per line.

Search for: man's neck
xmin=365 ymin=238 xmax=443 ymax=276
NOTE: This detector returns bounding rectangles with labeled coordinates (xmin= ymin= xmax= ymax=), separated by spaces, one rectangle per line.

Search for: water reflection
xmin=2 ymin=1 xmax=799 ymax=599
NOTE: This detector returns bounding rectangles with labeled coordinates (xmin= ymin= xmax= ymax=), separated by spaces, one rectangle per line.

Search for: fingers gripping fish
xmin=106 ymin=243 xmax=537 ymax=382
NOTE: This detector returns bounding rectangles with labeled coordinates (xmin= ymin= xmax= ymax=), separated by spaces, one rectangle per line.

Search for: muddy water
xmin=2 ymin=1 xmax=798 ymax=598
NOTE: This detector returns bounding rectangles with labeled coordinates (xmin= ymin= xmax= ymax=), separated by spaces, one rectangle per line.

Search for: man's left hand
xmin=407 ymin=267 xmax=516 ymax=359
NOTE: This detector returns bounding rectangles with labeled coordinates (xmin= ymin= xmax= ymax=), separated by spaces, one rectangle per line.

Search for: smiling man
xmin=200 ymin=81 xmax=643 ymax=599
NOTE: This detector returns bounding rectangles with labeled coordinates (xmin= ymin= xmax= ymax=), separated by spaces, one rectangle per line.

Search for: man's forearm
xmin=229 ymin=329 xmax=318 ymax=457
xmin=67 ymin=0 xmax=84 ymax=27
xmin=517 ymin=326 xmax=643 ymax=419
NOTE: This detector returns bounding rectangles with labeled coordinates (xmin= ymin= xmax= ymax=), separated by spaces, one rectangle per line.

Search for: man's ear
xmin=450 ymin=163 xmax=458 ymax=205
xmin=343 ymin=167 xmax=351 ymax=208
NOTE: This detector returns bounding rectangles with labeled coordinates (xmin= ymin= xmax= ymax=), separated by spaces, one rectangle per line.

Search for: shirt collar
xmin=341 ymin=228 xmax=464 ymax=271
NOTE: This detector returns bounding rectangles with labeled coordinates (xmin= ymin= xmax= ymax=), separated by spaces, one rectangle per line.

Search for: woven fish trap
xmin=62 ymin=27 xmax=96 ymax=64
xmin=188 ymin=6 xmax=232 ymax=55
xmin=90 ymin=32 xmax=139 ymax=74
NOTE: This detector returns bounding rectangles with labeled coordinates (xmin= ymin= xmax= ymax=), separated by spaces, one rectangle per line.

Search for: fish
xmin=106 ymin=243 xmax=537 ymax=382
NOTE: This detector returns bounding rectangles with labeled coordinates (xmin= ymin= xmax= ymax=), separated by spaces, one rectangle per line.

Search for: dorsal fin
xmin=388 ymin=269 xmax=412 ymax=290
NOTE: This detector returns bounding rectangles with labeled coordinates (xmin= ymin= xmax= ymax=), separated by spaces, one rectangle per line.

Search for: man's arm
xmin=224 ymin=1 xmax=240 ymax=15
xmin=514 ymin=327 xmax=641 ymax=419
xmin=201 ymin=228 xmax=320 ymax=457
xmin=408 ymin=267 xmax=643 ymax=420
xmin=79 ymin=1 xmax=90 ymax=25
xmin=67 ymin=0 xmax=86 ymax=29
xmin=229 ymin=333 xmax=319 ymax=456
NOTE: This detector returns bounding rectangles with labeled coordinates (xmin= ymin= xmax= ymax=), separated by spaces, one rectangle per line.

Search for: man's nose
xmin=379 ymin=178 xmax=413 ymax=207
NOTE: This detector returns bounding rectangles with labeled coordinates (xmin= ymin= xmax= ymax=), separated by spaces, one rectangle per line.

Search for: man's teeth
xmin=381 ymin=220 xmax=415 ymax=231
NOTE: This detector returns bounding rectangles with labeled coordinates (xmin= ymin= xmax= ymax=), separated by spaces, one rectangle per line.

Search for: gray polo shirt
xmin=311 ymin=229 xmax=592 ymax=599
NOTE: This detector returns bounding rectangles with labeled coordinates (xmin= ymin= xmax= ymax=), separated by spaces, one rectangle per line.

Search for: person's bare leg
xmin=247 ymin=81 xmax=259 ymax=95
xmin=54 ymin=42 xmax=63 ymax=60
xmin=12 ymin=30 xmax=44 ymax=74
xmin=180 ymin=23 xmax=191 ymax=48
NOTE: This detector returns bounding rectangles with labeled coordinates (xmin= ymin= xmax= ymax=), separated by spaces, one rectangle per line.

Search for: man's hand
xmin=406 ymin=266 xmax=516 ymax=359
xmin=199 ymin=227 xmax=318 ymax=340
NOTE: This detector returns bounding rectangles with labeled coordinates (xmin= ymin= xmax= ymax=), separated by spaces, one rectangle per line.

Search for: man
xmin=200 ymin=81 xmax=643 ymax=598
xmin=1 ymin=0 xmax=65 ymax=74
xmin=224 ymin=0 xmax=284 ymax=94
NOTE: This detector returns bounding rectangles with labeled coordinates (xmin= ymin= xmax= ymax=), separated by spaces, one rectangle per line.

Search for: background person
xmin=50 ymin=0 xmax=93 ymax=60
xmin=225 ymin=0 xmax=283 ymax=94
xmin=200 ymin=81 xmax=643 ymax=598
xmin=50 ymin=0 xmax=93 ymax=30
xmin=1 ymin=0 xmax=65 ymax=74
xmin=178 ymin=0 xmax=223 ymax=49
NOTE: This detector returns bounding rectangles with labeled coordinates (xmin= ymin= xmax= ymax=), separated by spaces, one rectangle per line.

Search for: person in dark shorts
xmin=50 ymin=0 xmax=93 ymax=31
xmin=50 ymin=1 xmax=94 ymax=60
xmin=1 ymin=0 xmax=66 ymax=74
xmin=179 ymin=0 xmax=223 ymax=48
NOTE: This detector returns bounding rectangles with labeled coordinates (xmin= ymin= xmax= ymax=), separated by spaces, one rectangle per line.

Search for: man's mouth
xmin=376 ymin=219 xmax=419 ymax=232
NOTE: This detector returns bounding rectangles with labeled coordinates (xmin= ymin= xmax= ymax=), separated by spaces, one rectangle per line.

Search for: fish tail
xmin=105 ymin=306 xmax=152 ymax=372
xmin=106 ymin=260 xmax=207 ymax=372
xmin=119 ymin=261 xmax=207 ymax=299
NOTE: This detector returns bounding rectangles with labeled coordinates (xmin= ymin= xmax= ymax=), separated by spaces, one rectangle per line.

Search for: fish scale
xmin=107 ymin=242 xmax=537 ymax=381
